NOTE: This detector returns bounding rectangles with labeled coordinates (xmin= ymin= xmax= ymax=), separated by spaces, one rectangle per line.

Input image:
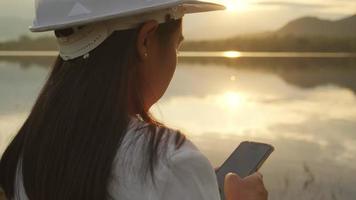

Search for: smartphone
xmin=215 ymin=141 xmax=274 ymax=200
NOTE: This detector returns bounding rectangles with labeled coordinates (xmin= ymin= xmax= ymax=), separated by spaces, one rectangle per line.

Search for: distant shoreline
xmin=1 ymin=34 xmax=356 ymax=53
xmin=1 ymin=50 xmax=356 ymax=58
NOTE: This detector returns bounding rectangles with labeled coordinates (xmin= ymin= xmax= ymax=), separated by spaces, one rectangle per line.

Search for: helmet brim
xmin=29 ymin=0 xmax=226 ymax=32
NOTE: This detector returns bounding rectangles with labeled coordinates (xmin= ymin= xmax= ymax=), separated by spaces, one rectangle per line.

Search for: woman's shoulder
xmin=109 ymin=117 xmax=220 ymax=199
xmin=124 ymin=115 xmax=216 ymax=182
xmin=113 ymin=115 xmax=214 ymax=178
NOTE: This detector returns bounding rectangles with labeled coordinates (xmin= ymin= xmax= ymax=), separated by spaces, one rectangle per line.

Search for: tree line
xmin=1 ymin=34 xmax=356 ymax=52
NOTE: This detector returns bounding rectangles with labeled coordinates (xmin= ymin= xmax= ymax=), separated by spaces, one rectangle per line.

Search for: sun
xmin=217 ymin=0 xmax=249 ymax=12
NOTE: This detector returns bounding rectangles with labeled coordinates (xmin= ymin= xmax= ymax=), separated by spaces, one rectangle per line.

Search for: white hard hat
xmin=30 ymin=0 xmax=225 ymax=60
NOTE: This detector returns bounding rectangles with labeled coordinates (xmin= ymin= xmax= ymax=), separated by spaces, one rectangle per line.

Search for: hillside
xmin=277 ymin=14 xmax=356 ymax=38
xmin=180 ymin=14 xmax=356 ymax=52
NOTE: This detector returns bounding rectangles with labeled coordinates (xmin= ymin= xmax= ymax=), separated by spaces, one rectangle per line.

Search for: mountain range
xmin=179 ymin=14 xmax=356 ymax=52
xmin=277 ymin=14 xmax=356 ymax=38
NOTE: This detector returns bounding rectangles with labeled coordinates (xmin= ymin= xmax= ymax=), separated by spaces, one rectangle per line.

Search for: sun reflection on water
xmin=217 ymin=91 xmax=245 ymax=110
xmin=222 ymin=51 xmax=241 ymax=58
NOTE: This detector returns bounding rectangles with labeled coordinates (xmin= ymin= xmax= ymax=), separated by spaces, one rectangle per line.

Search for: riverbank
xmin=1 ymin=35 xmax=356 ymax=52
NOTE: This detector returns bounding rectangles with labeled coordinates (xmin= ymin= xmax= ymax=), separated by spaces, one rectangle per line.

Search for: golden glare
xmin=223 ymin=51 xmax=241 ymax=58
xmin=219 ymin=0 xmax=249 ymax=12
xmin=218 ymin=91 xmax=245 ymax=110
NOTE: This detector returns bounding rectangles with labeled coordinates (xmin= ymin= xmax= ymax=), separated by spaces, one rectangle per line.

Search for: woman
xmin=0 ymin=0 xmax=268 ymax=199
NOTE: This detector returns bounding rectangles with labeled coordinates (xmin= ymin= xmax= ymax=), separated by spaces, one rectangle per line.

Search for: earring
xmin=144 ymin=52 xmax=148 ymax=57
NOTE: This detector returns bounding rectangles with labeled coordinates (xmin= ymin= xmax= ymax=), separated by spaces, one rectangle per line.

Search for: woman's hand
xmin=224 ymin=172 xmax=268 ymax=200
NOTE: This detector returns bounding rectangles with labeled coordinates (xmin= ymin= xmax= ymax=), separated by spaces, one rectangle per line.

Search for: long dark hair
xmin=0 ymin=17 xmax=185 ymax=200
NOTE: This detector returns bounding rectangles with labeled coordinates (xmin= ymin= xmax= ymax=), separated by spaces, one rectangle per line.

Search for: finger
xmin=224 ymin=173 xmax=239 ymax=200
xmin=232 ymin=172 xmax=242 ymax=181
xmin=254 ymin=172 xmax=267 ymax=188
xmin=255 ymin=172 xmax=263 ymax=179
xmin=245 ymin=172 xmax=264 ymax=185
xmin=224 ymin=172 xmax=242 ymax=183
xmin=214 ymin=167 xmax=219 ymax=172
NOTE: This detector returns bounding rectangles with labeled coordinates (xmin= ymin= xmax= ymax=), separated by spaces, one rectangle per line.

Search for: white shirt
xmin=14 ymin=116 xmax=221 ymax=200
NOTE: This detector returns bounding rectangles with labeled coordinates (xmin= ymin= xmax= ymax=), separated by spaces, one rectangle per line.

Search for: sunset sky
xmin=0 ymin=0 xmax=355 ymax=40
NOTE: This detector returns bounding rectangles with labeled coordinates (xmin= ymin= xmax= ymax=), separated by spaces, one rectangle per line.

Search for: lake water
xmin=1 ymin=53 xmax=356 ymax=200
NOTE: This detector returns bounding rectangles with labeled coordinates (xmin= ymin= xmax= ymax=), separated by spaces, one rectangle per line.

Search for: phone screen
xmin=215 ymin=141 xmax=274 ymax=199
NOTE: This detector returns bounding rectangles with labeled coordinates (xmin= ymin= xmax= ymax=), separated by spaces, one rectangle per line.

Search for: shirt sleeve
xmin=158 ymin=139 xmax=221 ymax=200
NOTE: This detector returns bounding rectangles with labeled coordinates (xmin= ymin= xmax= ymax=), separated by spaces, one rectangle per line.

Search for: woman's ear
xmin=136 ymin=20 xmax=159 ymax=61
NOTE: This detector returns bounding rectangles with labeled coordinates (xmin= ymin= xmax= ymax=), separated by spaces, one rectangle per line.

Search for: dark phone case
xmin=215 ymin=141 xmax=274 ymax=200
